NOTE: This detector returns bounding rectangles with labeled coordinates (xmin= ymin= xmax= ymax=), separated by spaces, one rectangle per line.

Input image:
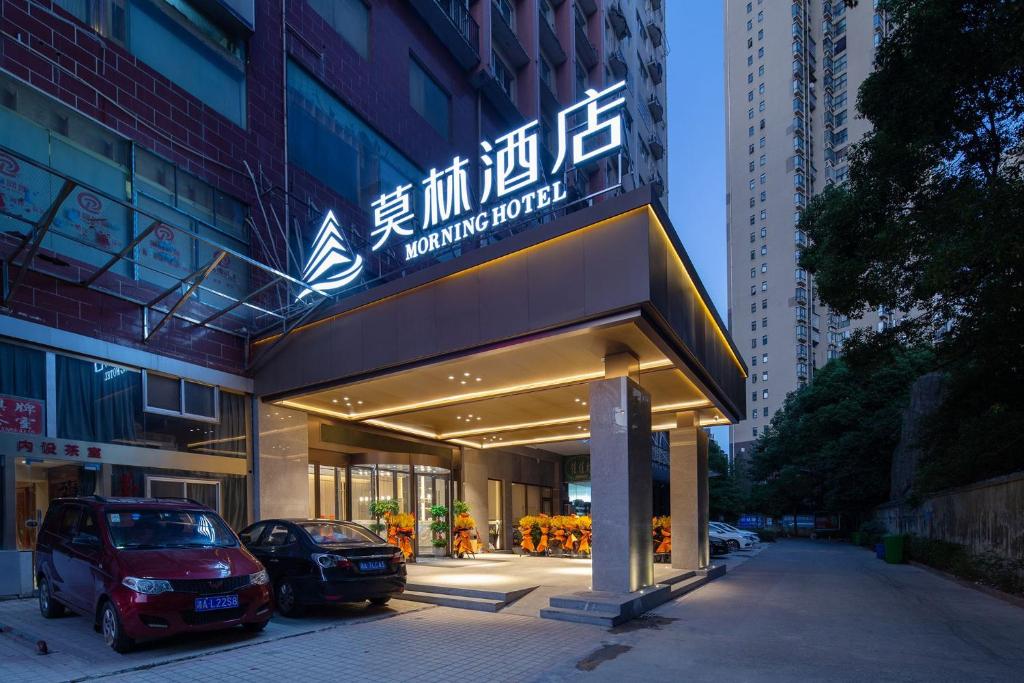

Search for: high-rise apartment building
xmin=724 ymin=0 xmax=891 ymax=461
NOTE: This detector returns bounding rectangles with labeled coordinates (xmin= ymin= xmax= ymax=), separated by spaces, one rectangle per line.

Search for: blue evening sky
xmin=664 ymin=2 xmax=730 ymax=449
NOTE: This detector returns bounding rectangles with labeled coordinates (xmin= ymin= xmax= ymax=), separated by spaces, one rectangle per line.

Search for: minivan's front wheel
xmin=100 ymin=601 xmax=134 ymax=653
xmin=38 ymin=577 xmax=65 ymax=618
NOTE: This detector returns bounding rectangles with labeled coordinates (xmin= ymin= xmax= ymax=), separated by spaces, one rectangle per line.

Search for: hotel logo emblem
xmin=297 ymin=210 xmax=364 ymax=299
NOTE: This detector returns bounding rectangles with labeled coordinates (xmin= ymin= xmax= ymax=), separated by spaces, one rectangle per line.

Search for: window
xmin=750 ymin=250 xmax=756 ymax=260
xmin=752 ymin=339 xmax=757 ymax=349
xmin=307 ymin=0 xmax=369 ymax=59
xmin=753 ymin=427 xmax=759 ymax=437
xmin=759 ymin=136 xmax=766 ymax=148
xmin=762 ymin=298 xmax=768 ymax=309
xmin=0 ymin=341 xmax=45 ymax=401
xmin=59 ymin=506 xmax=81 ymax=536
xmin=752 ymin=391 xmax=758 ymax=401
xmin=760 ymin=209 xmax=767 ymax=220
xmin=761 ymin=263 xmax=768 ymax=273
xmin=760 ymin=173 xmax=767 ymax=185
xmin=749 ymin=126 xmax=755 ymax=137
xmin=751 ymin=355 xmax=758 ymax=367
xmin=759 ymin=65 xmax=764 ymax=77
xmin=758 ymin=46 xmax=764 ymax=58
xmin=761 ymin=281 xmax=768 ymax=291
xmin=761 ymin=335 xmax=768 ymax=346
xmin=762 ymin=389 xmax=769 ymax=399
xmin=128 ymin=0 xmax=246 ymax=126
xmin=750 ymin=285 xmax=757 ymax=295
xmin=758 ymin=99 xmax=766 ymax=112
xmin=259 ymin=522 xmax=296 ymax=547
xmin=759 ymin=154 xmax=766 ymax=166
xmin=146 ymin=476 xmax=221 ymax=512
xmin=749 ymin=161 xmax=756 ymax=172
xmin=287 ymin=60 xmax=421 ymax=213
xmin=760 ymin=190 xmax=766 ymax=202
xmin=144 ymin=372 xmax=219 ymax=421
xmin=750 ymin=232 xmax=756 ymax=243
xmin=410 ymin=58 xmax=450 ymax=139
xmin=753 ymin=408 xmax=758 ymax=419
xmin=748 ymin=55 xmax=754 ymax=66
xmin=751 ymin=303 xmax=757 ymax=313
xmin=763 ymin=354 xmax=768 ymax=363
xmin=760 ymin=245 xmax=767 ymax=256
xmin=53 ymin=0 xmax=127 ymax=43
xmin=751 ymin=268 xmax=757 ymax=279
xmin=240 ymin=522 xmax=267 ymax=545
xmin=752 ymin=374 xmax=757 ymax=383
xmin=749 ymin=179 xmax=756 ymax=191
xmin=748 ymin=108 xmax=754 ymax=120
xmin=751 ymin=321 xmax=757 ymax=331
xmin=748 ymin=73 xmax=754 ymax=84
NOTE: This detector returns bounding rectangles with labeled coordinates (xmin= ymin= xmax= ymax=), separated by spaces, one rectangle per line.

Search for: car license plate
xmin=360 ymin=560 xmax=387 ymax=571
xmin=194 ymin=595 xmax=239 ymax=612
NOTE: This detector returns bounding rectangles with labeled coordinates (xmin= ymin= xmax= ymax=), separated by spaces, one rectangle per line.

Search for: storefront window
xmin=488 ymin=479 xmax=503 ymax=550
xmin=55 ymin=355 xmax=249 ymax=457
xmin=0 ymin=341 xmax=45 ymax=402
xmin=351 ymin=466 xmax=374 ymax=529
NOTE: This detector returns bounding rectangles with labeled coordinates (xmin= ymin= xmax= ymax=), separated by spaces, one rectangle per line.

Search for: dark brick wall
xmin=0 ymin=0 xmax=502 ymax=375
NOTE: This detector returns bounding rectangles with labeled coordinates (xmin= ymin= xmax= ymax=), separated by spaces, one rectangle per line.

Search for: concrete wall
xmin=878 ymin=472 xmax=1024 ymax=561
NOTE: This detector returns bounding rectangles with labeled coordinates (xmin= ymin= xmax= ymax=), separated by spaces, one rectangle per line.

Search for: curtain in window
xmin=57 ymin=356 xmax=140 ymax=443
xmin=0 ymin=342 xmax=45 ymax=399
xmin=206 ymin=391 xmax=248 ymax=458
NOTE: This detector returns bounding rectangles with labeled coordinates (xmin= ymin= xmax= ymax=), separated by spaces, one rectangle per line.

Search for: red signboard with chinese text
xmin=0 ymin=395 xmax=44 ymax=435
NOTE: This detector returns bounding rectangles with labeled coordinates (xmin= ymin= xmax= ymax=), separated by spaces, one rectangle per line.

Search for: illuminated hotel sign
xmin=299 ymin=82 xmax=627 ymax=298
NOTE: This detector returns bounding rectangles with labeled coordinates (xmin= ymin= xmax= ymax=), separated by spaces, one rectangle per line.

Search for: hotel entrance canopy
xmin=254 ymin=188 xmax=746 ymax=448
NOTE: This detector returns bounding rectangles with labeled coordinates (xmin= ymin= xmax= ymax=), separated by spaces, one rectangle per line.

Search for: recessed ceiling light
xmin=357 ymin=400 xmax=364 ymax=405
xmin=581 ymin=401 xmax=587 ymax=406
xmin=460 ymin=380 xmax=467 ymax=385
xmin=332 ymin=399 xmax=338 ymax=403
xmin=467 ymin=414 xmax=473 ymax=418
xmin=574 ymin=398 xmax=580 ymax=402
xmin=476 ymin=416 xmax=482 ymax=421
xmin=343 ymin=397 xmax=349 ymax=400
xmin=464 ymin=372 xmax=471 ymax=377
xmin=475 ymin=377 xmax=482 ymax=382
xmin=448 ymin=376 xmax=455 ymax=380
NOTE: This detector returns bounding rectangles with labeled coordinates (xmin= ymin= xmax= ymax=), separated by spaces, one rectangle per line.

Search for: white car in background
xmin=714 ymin=522 xmax=761 ymax=544
xmin=709 ymin=522 xmax=757 ymax=550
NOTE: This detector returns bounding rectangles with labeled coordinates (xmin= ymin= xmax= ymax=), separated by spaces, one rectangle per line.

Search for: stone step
xmin=393 ymin=590 xmax=506 ymax=612
xmin=659 ymin=569 xmax=697 ymax=585
xmin=538 ymin=606 xmax=621 ymax=627
xmin=404 ymin=582 xmax=536 ymax=603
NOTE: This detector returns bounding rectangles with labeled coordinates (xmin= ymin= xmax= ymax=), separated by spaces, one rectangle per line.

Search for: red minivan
xmin=35 ymin=496 xmax=272 ymax=653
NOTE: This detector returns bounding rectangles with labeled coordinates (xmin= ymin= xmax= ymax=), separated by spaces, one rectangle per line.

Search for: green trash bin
xmin=883 ymin=535 xmax=905 ymax=564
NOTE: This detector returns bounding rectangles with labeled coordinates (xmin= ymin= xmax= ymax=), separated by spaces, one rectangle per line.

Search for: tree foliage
xmin=797 ymin=0 xmax=1024 ymax=493
xmin=708 ymin=437 xmax=744 ymax=522
xmin=750 ymin=346 xmax=933 ymax=524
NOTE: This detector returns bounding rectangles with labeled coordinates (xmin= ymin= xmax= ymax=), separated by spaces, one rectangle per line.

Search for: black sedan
xmin=238 ymin=519 xmax=406 ymax=616
xmin=710 ymin=534 xmax=730 ymax=557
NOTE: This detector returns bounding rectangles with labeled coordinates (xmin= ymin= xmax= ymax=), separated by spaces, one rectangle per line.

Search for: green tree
xmin=708 ymin=437 xmax=744 ymax=522
xmin=749 ymin=347 xmax=932 ymax=526
xmin=797 ymin=0 xmax=1024 ymax=494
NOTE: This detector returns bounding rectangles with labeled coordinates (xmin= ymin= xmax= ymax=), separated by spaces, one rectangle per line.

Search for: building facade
xmin=724 ymin=0 xmax=892 ymax=462
xmin=0 ymin=0 xmax=671 ymax=594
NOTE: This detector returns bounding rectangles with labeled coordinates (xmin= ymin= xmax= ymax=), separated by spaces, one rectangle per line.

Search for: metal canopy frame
xmin=0 ymin=145 xmax=328 ymax=345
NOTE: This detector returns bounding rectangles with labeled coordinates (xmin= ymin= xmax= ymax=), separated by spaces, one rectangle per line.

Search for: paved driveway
xmin=2 ymin=541 xmax=1022 ymax=682
xmin=566 ymin=540 xmax=1024 ymax=682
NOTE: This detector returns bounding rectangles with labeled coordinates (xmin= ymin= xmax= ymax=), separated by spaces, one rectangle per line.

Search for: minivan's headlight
xmin=250 ymin=569 xmax=270 ymax=586
xmin=122 ymin=576 xmax=173 ymax=595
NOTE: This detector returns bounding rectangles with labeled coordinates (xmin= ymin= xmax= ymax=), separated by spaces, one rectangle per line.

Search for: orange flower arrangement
xmin=387 ymin=512 xmax=416 ymax=560
xmin=452 ymin=511 xmax=476 ymax=557
xmin=653 ymin=516 xmax=671 ymax=555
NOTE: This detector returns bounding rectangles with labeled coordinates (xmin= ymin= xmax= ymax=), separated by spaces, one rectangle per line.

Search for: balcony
xmin=646 ymin=58 xmax=663 ymax=85
xmin=539 ymin=6 xmax=567 ymax=64
xmin=608 ymin=4 xmax=630 ymax=40
xmin=574 ymin=7 xmax=597 ymax=69
xmin=540 ymin=62 xmax=560 ymax=112
xmin=648 ymin=135 xmax=664 ymax=160
xmin=409 ymin=0 xmax=481 ymax=70
xmin=608 ymin=49 xmax=628 ymax=80
xmin=647 ymin=94 xmax=664 ymax=123
xmin=650 ymin=0 xmax=662 ymax=10
xmin=492 ymin=0 xmax=529 ymax=68
xmin=647 ymin=21 xmax=663 ymax=48
xmin=649 ymin=172 xmax=665 ymax=198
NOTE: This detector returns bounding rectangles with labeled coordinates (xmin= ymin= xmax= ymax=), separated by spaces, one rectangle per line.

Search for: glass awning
xmin=0 ymin=145 xmax=329 ymax=350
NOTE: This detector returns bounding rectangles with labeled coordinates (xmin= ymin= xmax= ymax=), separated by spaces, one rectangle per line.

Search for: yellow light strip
xmin=439 ymin=399 xmax=713 ymax=439
xmin=288 ymin=358 xmax=674 ymax=422
xmin=648 ymin=207 xmax=747 ymax=376
xmin=480 ymin=432 xmax=590 ymax=449
xmin=186 ymin=435 xmax=245 ymax=449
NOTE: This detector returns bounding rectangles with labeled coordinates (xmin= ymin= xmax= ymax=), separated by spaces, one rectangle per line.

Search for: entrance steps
xmin=540 ymin=565 xmax=726 ymax=627
xmin=394 ymin=583 xmax=537 ymax=612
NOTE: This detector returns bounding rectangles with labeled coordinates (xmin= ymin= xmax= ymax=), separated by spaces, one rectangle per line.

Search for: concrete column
xmin=459 ymin=447 xmax=488 ymax=542
xmin=670 ymin=414 xmax=709 ymax=570
xmin=257 ymin=403 xmax=308 ymax=520
xmin=1 ymin=455 xmax=15 ymax=551
xmin=589 ymin=374 xmax=653 ymax=593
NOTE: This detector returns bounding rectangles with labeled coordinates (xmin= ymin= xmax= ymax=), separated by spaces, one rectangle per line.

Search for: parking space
xmin=0 ymin=596 xmax=428 ymax=683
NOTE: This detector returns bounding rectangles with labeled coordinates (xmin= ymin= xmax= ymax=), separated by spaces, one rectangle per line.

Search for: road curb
xmin=908 ymin=561 xmax=1024 ymax=610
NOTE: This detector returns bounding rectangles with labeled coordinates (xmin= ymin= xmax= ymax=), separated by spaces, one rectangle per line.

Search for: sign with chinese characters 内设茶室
xmin=297 ymin=81 xmax=628 ymax=299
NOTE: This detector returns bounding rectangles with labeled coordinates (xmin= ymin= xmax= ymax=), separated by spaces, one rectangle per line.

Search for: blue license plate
xmin=360 ymin=560 xmax=387 ymax=571
xmin=194 ymin=595 xmax=239 ymax=612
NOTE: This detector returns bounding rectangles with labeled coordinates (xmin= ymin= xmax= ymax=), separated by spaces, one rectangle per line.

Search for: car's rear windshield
xmin=299 ymin=522 xmax=379 ymax=545
xmin=106 ymin=509 xmax=238 ymax=549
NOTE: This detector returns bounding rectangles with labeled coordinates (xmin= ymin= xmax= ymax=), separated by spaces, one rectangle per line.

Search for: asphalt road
xmin=565 ymin=539 xmax=1024 ymax=682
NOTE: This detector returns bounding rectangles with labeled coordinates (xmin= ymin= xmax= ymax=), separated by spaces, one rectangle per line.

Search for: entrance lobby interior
xmin=253 ymin=190 xmax=747 ymax=622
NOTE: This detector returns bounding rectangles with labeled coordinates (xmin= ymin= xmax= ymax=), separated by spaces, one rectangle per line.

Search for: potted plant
xmin=451 ymin=500 xmax=476 ymax=558
xmin=429 ymin=504 xmax=449 ymax=557
xmin=369 ymin=499 xmax=399 ymax=538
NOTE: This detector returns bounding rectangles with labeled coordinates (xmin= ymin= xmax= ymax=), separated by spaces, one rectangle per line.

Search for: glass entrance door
xmin=415 ymin=467 xmax=450 ymax=555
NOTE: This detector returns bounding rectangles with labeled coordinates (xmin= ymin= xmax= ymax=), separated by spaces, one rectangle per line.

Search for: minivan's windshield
xmin=299 ymin=521 xmax=379 ymax=545
xmin=106 ymin=510 xmax=238 ymax=549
